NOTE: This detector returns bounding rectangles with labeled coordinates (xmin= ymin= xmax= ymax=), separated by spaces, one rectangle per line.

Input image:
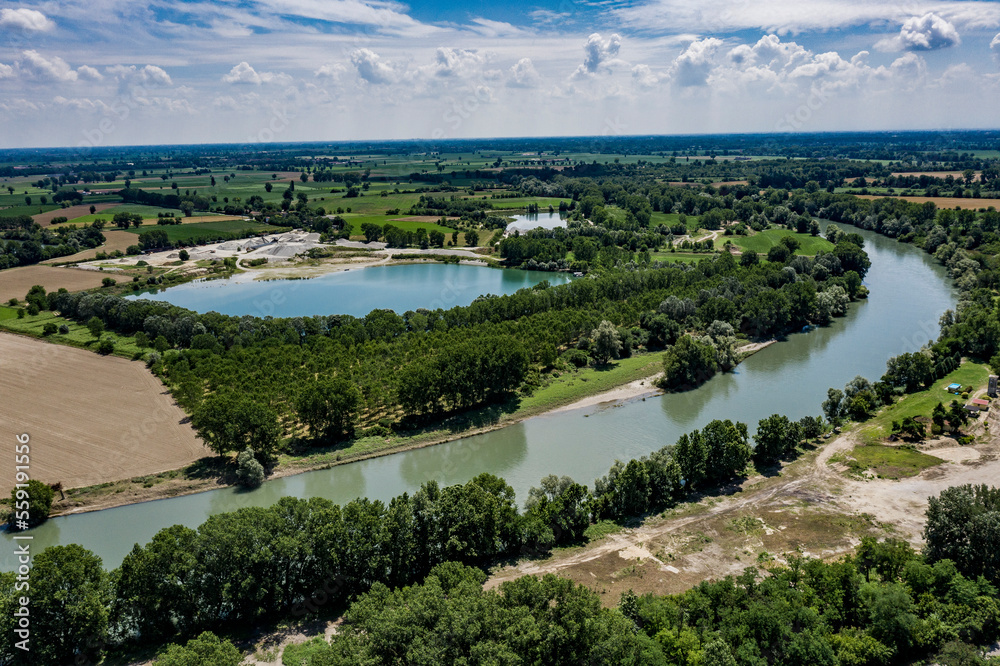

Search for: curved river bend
xmin=0 ymin=227 xmax=955 ymax=570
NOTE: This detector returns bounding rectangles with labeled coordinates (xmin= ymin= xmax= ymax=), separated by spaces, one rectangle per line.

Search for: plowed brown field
xmin=0 ymin=333 xmax=210 ymax=495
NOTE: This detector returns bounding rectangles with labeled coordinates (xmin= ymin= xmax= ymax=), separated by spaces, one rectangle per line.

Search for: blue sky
xmin=0 ymin=0 xmax=998 ymax=147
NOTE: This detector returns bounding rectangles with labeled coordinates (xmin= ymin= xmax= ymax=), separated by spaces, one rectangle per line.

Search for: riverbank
xmin=51 ymin=340 xmax=782 ymax=516
xmin=51 ymin=353 xmax=667 ymax=515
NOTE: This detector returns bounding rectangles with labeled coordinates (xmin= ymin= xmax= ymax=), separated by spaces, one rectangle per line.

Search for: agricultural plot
xmin=0 ymin=332 xmax=210 ymax=495
xmin=0 ymin=265 xmax=110 ymax=301
xmin=855 ymin=195 xmax=1000 ymax=210
xmin=124 ymin=219 xmax=283 ymax=243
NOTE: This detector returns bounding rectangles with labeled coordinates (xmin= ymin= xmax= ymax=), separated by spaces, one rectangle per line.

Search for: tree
xmin=178 ymin=249 xmax=190 ymax=261
xmin=932 ymin=402 xmax=947 ymax=431
xmin=823 ymin=388 xmax=844 ymax=426
xmin=296 ymin=377 xmax=363 ymax=442
xmin=28 ymin=545 xmax=110 ymax=665
xmin=948 ymin=400 xmax=969 ymax=433
xmin=235 ymin=448 xmax=265 ymax=488
xmin=659 ymin=334 xmax=717 ymax=390
xmin=753 ymin=414 xmax=799 ymax=466
xmin=591 ymin=320 xmax=622 ymax=365
xmin=191 ymin=393 xmax=281 ymax=457
xmin=361 ymin=222 xmax=382 ymax=243
xmin=152 ymin=632 xmax=243 ymax=666
xmin=883 ymin=352 xmax=934 ymax=393
xmin=89 ymin=204 xmax=97 ymax=214
xmin=87 ymin=315 xmax=104 ymax=338
xmin=464 ymin=229 xmax=480 ymax=246
xmin=8 ymin=479 xmax=54 ymax=529
xmin=429 ymin=229 xmax=446 ymax=248
xmin=740 ymin=250 xmax=759 ymax=267
xmin=924 ymin=484 xmax=1000 ymax=585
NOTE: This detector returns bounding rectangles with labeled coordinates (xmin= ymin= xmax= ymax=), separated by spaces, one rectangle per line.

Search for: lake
xmin=126 ymin=263 xmax=570 ymax=317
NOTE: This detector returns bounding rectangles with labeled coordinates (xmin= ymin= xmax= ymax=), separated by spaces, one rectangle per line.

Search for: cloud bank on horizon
xmin=0 ymin=0 xmax=998 ymax=147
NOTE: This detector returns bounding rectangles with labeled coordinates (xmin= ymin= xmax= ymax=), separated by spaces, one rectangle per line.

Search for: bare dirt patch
xmin=488 ymin=423 xmax=1000 ymax=605
xmin=854 ymin=195 xmax=1000 ymax=210
xmin=0 ymin=265 xmax=109 ymax=301
xmin=32 ymin=203 xmax=117 ymax=226
xmin=0 ymin=333 xmax=210 ymax=496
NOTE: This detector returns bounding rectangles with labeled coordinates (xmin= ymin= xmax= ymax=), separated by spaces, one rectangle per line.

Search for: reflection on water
xmin=0 ymin=224 xmax=957 ymax=570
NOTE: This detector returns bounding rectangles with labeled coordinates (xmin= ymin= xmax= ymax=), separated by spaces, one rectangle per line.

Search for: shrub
xmin=7 ymin=298 xmax=17 ymax=306
xmin=9 ymin=479 xmax=55 ymax=529
xmin=58 ymin=324 xmax=69 ymax=335
xmin=42 ymin=322 xmax=57 ymax=336
xmin=146 ymin=352 xmax=161 ymax=368
xmin=126 ymin=245 xmax=142 ymax=255
xmin=564 ymin=349 xmax=590 ymax=368
xmin=96 ymin=339 xmax=115 ymax=355
xmin=235 ymin=448 xmax=265 ymax=488
xmin=26 ymin=303 xmax=39 ymax=316
xmin=102 ymin=277 xmax=117 ymax=287
xmin=178 ymin=249 xmax=190 ymax=261
xmin=16 ymin=308 xmax=25 ymax=319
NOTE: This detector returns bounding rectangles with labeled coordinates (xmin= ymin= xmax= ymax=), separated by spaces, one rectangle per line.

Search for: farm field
xmin=123 ymin=219 xmax=284 ymax=243
xmin=854 ymin=195 xmax=1000 ymax=210
xmin=0 ymin=332 xmax=210 ymax=495
xmin=726 ymin=229 xmax=834 ymax=255
xmin=0 ymin=265 xmax=109 ymax=301
xmin=32 ymin=203 xmax=117 ymax=226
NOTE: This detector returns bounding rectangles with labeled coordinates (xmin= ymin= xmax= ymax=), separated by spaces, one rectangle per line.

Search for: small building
xmin=970 ymin=398 xmax=990 ymax=411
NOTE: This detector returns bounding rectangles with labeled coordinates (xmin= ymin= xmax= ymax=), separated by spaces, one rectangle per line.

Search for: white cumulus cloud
xmin=508 ymin=58 xmax=541 ymax=88
xmin=351 ymin=48 xmax=396 ymax=84
xmin=672 ymin=38 xmax=723 ymax=87
xmin=221 ymin=62 xmax=287 ymax=85
xmin=992 ymin=33 xmax=1000 ymax=62
xmin=573 ymin=32 xmax=622 ymax=78
xmin=878 ymin=13 xmax=961 ymax=51
xmin=0 ymin=8 xmax=54 ymax=31
xmin=107 ymin=64 xmax=173 ymax=87
xmin=16 ymin=50 xmax=78 ymax=82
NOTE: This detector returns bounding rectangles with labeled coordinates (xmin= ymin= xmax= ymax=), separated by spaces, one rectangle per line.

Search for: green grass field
xmin=843 ymin=444 xmax=943 ymax=479
xmin=124 ymin=219 xmax=283 ymax=243
xmin=59 ymin=204 xmax=201 ymax=225
xmin=862 ymin=361 xmax=989 ymax=437
xmin=514 ymin=353 xmax=662 ymax=417
xmin=482 ymin=197 xmax=570 ymax=210
xmin=0 ymin=306 xmax=147 ymax=359
xmin=728 ymin=229 xmax=834 ymax=256
xmin=650 ymin=252 xmax=710 ymax=264
xmin=0 ymin=204 xmax=60 ymax=218
xmin=650 ymin=212 xmax=701 ymax=231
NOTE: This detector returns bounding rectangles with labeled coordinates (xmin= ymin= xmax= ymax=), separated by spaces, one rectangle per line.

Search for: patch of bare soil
xmin=0 ymin=265 xmax=110 ymax=301
xmin=33 ymin=203 xmax=117 ymax=226
xmin=0 ymin=333 xmax=211 ymax=497
xmin=487 ymin=422 xmax=1000 ymax=605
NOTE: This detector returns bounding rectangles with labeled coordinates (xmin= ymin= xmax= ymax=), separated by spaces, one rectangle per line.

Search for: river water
xmin=0 ymin=226 xmax=955 ymax=570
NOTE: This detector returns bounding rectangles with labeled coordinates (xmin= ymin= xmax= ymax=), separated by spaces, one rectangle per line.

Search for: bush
xmin=16 ymin=308 xmax=25 ymax=318
xmin=178 ymin=249 xmax=190 ymax=261
xmin=146 ymin=352 xmax=161 ymax=368
xmin=97 ymin=339 xmax=115 ymax=355
xmin=235 ymin=448 xmax=265 ymax=488
xmin=102 ymin=277 xmax=117 ymax=287
xmin=58 ymin=324 xmax=69 ymax=335
xmin=26 ymin=303 xmax=39 ymax=316
xmin=9 ymin=479 xmax=55 ymax=529
xmin=7 ymin=298 xmax=17 ymax=306
xmin=42 ymin=322 xmax=57 ymax=336
xmin=126 ymin=245 xmax=142 ymax=255
xmin=564 ymin=348 xmax=590 ymax=368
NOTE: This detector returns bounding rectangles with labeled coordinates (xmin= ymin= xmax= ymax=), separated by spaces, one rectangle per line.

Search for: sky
xmin=0 ymin=0 xmax=999 ymax=148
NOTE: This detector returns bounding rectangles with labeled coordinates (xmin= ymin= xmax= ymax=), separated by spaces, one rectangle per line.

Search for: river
xmin=0 ymin=226 xmax=955 ymax=570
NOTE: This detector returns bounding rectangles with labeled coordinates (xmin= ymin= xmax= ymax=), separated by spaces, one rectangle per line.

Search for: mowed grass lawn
xmin=727 ymin=229 xmax=834 ymax=255
xmin=124 ymin=219 xmax=284 ymax=243
xmin=650 ymin=252 xmax=711 ymax=264
xmin=862 ymin=361 xmax=989 ymax=438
